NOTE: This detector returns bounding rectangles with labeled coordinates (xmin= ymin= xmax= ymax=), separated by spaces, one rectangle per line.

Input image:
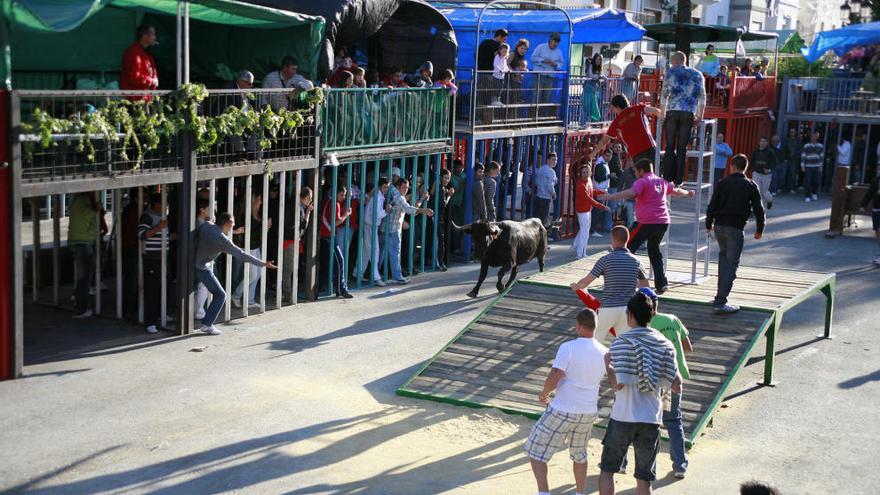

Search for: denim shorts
xmin=599 ymin=418 xmax=661 ymax=481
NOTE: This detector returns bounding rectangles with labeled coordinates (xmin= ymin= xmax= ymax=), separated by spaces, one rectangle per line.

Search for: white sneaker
xmin=72 ymin=309 xmax=93 ymax=319
xmin=248 ymin=302 xmax=261 ymax=308
xmin=374 ymin=279 xmax=386 ymax=287
xmin=804 ymin=197 xmax=811 ymax=203
xmin=673 ymin=471 xmax=687 ymax=479
xmin=811 ymin=194 xmax=818 ymax=201
xmin=232 ymin=298 xmax=242 ymax=309
xmin=591 ymin=232 xmax=603 ymax=238
xmin=88 ymin=287 xmax=96 ymax=296
xmin=146 ymin=325 xmax=159 ymax=334
xmin=200 ymin=325 xmax=222 ymax=335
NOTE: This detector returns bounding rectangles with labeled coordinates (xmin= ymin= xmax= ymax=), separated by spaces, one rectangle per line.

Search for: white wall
xmin=701 ymin=0 xmax=732 ymax=26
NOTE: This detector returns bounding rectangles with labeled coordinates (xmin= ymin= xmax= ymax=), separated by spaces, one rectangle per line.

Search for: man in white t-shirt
xmin=524 ymin=308 xmax=608 ymax=495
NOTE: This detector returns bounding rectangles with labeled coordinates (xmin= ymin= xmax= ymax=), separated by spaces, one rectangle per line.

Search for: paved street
xmin=1 ymin=195 xmax=878 ymax=494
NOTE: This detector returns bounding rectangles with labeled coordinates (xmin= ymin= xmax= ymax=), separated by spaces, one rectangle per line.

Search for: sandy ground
xmin=1 ymin=193 xmax=879 ymax=495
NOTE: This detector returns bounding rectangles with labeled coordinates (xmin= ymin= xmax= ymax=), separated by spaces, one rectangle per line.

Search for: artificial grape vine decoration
xmin=20 ymin=83 xmax=323 ymax=168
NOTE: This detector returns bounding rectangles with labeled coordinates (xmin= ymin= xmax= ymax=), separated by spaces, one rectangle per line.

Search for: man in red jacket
xmin=121 ymin=25 xmax=159 ymax=97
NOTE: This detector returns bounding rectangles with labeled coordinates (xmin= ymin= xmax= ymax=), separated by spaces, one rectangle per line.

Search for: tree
xmin=675 ymin=0 xmax=692 ymax=58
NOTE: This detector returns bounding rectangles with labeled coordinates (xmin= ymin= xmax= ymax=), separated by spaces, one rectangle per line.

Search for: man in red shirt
xmin=590 ymin=94 xmax=662 ymax=164
xmin=121 ymin=25 xmax=159 ymax=97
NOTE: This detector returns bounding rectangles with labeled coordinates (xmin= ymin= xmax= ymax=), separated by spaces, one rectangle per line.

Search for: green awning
xmin=645 ymin=23 xmax=779 ymax=44
xmin=3 ymin=0 xmax=325 ymax=87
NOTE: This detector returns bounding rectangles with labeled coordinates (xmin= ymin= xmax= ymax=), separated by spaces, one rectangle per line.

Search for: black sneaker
xmin=656 ymin=285 xmax=669 ymax=295
xmin=340 ymin=292 xmax=354 ymax=299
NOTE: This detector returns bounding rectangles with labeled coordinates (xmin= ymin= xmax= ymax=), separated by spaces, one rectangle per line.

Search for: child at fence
xmin=572 ymin=161 xmax=609 ymax=260
xmin=362 ymin=178 xmax=392 ymax=286
xmin=581 ymin=53 xmax=604 ymax=125
xmin=491 ymin=43 xmax=511 ymax=107
xmin=319 ymin=184 xmax=353 ymax=298
xmin=591 ymin=152 xmax=612 ymax=237
xmin=433 ymin=69 xmax=458 ymax=96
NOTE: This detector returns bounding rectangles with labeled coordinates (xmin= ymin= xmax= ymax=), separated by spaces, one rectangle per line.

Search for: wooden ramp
xmin=397 ymin=255 xmax=835 ymax=447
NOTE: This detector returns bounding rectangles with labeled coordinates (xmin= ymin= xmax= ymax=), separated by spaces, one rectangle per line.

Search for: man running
xmin=590 ymin=94 xmax=663 ymax=165
xmin=601 ymin=159 xmax=694 ymax=294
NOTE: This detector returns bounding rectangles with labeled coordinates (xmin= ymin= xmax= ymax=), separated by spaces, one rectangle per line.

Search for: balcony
xmin=12 ymin=87 xmax=320 ymax=194
xmin=455 ymin=69 xmax=567 ymax=135
xmin=782 ymin=76 xmax=880 ymax=118
xmin=321 ymin=87 xmax=453 ymax=157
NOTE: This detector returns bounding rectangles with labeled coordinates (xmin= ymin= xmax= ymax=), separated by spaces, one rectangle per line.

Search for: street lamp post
xmin=840 ymin=0 xmax=873 ymax=24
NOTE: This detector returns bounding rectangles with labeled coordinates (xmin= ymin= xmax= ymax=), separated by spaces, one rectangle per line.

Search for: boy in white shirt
xmin=525 ymin=308 xmax=608 ymax=495
xmin=362 ymin=178 xmax=392 ymax=286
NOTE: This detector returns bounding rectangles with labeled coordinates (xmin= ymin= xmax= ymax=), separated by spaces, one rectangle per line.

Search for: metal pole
xmin=95 ymin=194 xmax=102 ymax=316
xmin=420 ymin=154 xmax=428 ymax=274
xmin=242 ymin=174 xmax=252 ymax=316
xmin=183 ymin=1 xmax=190 ymax=84
xmin=138 ymin=187 xmax=144 ymax=323
xmin=114 ymin=190 xmax=122 ymax=319
xmin=159 ymin=187 xmax=167 ymax=329
xmin=356 ymin=162 xmax=366 ymax=287
xmin=432 ymin=154 xmax=440 ymax=269
xmin=328 ymin=165 xmax=338 ymax=296
xmin=292 ymin=170 xmax=302 ymax=304
xmin=52 ymin=194 xmax=60 ymax=306
xmin=176 ymin=0 xmax=182 ymax=88
xmin=206 ymin=178 xmax=216 ymax=311
xmin=224 ymin=177 xmax=233 ymax=321
xmin=862 ymin=125 xmax=873 ymax=184
xmin=30 ymin=198 xmax=39 ymax=303
xmin=276 ymin=171 xmax=286 ymax=309
xmin=259 ymin=173 xmax=268 ymax=313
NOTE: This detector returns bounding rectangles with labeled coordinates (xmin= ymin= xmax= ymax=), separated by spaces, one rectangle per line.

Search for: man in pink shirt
xmin=601 ymin=159 xmax=693 ymax=293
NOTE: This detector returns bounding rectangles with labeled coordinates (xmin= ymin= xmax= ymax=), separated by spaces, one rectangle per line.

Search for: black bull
xmin=452 ymin=218 xmax=549 ymax=298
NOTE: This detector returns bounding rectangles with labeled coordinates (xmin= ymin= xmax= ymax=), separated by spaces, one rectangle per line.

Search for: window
xmin=617 ymin=0 xmax=628 ymax=10
xmin=717 ymin=15 xmax=725 ymax=25
xmin=642 ymin=9 xmax=662 ymax=53
xmin=751 ymin=20 xmax=763 ymax=31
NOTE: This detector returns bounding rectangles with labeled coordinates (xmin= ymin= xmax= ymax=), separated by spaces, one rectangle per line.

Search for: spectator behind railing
xmin=405 ymin=61 xmax=434 ymax=88
xmin=509 ymin=38 xmax=530 ymax=72
xmin=714 ymin=66 xmax=731 ymax=107
xmin=352 ymin=67 xmax=366 ymax=88
xmin=434 ymin=69 xmax=458 ymax=96
xmin=740 ymin=58 xmax=754 ymax=77
xmin=699 ymin=44 xmax=720 ymax=77
xmin=262 ymin=56 xmax=314 ymax=111
xmin=335 ymin=70 xmax=354 ymax=88
xmin=621 ymin=56 xmax=643 ymax=106
xmin=380 ymin=66 xmax=408 ymax=88
xmin=531 ymin=33 xmax=564 ymax=117
xmin=121 ymin=24 xmax=158 ymax=101
xmin=581 ymin=54 xmax=604 ymax=125
xmin=491 ymin=43 xmax=511 ymax=106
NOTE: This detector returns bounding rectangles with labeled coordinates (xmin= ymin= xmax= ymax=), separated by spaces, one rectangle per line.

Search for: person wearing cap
xmin=530 ymin=33 xmax=565 ymax=117
xmin=599 ymin=291 xmax=681 ymax=495
xmin=405 ymin=61 xmax=434 ymax=88
xmin=617 ymin=287 xmax=693 ymax=479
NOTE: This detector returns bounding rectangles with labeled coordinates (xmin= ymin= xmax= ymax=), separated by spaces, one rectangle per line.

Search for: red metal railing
xmin=559 ymin=128 xmax=605 ymax=239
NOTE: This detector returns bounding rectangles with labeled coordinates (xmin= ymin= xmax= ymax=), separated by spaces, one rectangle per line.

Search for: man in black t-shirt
xmin=476 ymin=29 xmax=508 ymax=122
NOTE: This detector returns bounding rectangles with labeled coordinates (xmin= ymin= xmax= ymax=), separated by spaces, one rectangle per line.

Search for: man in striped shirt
xmin=801 ymin=132 xmax=824 ymax=202
xmin=599 ymin=291 xmax=681 ymax=495
xmin=138 ymin=193 xmax=172 ymax=334
xmin=570 ymin=225 xmax=649 ymax=343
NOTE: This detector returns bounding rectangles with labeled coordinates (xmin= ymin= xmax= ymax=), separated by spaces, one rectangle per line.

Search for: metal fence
xmin=321 ymin=87 xmax=453 ymax=153
xmin=783 ymin=76 xmax=880 ymax=116
xmin=456 ymin=69 xmax=567 ymax=131
xmin=319 ymin=155 xmax=445 ymax=296
xmin=15 ymin=90 xmax=181 ymax=182
xmin=197 ymin=88 xmax=318 ymax=168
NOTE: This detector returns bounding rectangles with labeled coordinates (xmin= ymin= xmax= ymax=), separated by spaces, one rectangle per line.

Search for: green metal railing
xmin=322 ymin=87 xmax=453 ymax=152
xmin=322 ymin=154 xmax=444 ymax=296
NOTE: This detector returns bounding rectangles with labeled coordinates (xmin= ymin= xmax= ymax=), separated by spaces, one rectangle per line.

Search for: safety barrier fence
xmin=322 ymin=87 xmax=452 ymax=153
xmin=455 ymin=69 xmax=567 ymax=131
xmin=320 ymin=155 xmax=444 ymax=295
xmin=782 ymin=76 xmax=879 ymax=116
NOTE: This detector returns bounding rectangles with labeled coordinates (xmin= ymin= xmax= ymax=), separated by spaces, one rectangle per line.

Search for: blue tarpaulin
xmin=436 ymin=7 xmax=645 ymax=69
xmin=801 ymin=21 xmax=880 ymax=63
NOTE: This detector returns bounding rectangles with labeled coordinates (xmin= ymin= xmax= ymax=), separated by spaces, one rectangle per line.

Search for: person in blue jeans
xmin=705 ymin=154 xmax=765 ymax=314
xmin=193 ymin=212 xmax=277 ymax=335
xmin=619 ymin=287 xmax=694 ymax=478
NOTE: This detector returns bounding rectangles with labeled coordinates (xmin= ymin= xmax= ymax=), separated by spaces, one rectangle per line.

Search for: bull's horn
xmin=450 ymin=221 xmax=467 ymax=232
